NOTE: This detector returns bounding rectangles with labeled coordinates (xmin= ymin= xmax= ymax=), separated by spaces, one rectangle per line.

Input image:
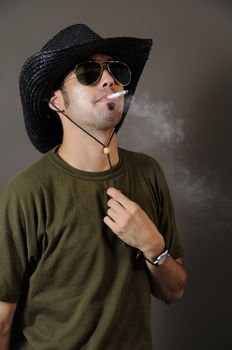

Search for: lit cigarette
xmin=108 ymin=90 xmax=128 ymax=100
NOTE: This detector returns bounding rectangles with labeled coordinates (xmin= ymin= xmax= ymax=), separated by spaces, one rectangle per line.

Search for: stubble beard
xmin=61 ymin=88 xmax=123 ymax=132
xmin=91 ymin=103 xmax=123 ymax=131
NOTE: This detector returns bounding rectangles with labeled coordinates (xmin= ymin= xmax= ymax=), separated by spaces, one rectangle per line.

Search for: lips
xmin=97 ymin=93 xmax=116 ymax=103
xmin=94 ymin=91 xmax=114 ymax=103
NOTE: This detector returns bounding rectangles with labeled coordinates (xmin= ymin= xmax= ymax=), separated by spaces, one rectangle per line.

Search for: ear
xmin=48 ymin=90 xmax=65 ymax=112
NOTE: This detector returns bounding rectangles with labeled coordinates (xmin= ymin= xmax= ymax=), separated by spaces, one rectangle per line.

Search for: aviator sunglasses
xmin=72 ymin=60 xmax=131 ymax=86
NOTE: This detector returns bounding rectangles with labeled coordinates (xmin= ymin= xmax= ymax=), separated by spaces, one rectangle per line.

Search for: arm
xmin=103 ymin=187 xmax=187 ymax=304
xmin=144 ymin=255 xmax=187 ymax=304
xmin=0 ymin=301 xmax=17 ymax=350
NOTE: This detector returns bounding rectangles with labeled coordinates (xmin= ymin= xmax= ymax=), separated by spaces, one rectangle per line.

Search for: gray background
xmin=0 ymin=1 xmax=232 ymax=349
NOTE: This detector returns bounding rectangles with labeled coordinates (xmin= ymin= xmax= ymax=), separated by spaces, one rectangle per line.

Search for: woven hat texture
xmin=19 ymin=24 xmax=152 ymax=153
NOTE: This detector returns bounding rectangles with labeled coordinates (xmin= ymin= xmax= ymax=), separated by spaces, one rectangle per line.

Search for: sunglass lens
xmin=110 ymin=62 xmax=131 ymax=86
xmin=75 ymin=62 xmax=101 ymax=85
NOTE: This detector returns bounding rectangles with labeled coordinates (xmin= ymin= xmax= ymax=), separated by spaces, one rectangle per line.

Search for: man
xmin=0 ymin=24 xmax=187 ymax=349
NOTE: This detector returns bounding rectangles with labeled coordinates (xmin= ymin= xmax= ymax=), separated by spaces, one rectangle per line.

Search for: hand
xmin=103 ymin=187 xmax=165 ymax=258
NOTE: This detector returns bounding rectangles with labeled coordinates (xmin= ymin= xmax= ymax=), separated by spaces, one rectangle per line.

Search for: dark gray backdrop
xmin=0 ymin=1 xmax=231 ymax=349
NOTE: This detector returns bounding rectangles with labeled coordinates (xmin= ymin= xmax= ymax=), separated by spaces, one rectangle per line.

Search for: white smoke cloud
xmin=119 ymin=93 xmax=232 ymax=226
xmin=128 ymin=93 xmax=185 ymax=144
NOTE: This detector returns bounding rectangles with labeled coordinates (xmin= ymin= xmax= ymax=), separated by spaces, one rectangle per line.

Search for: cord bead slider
xmin=103 ymin=147 xmax=111 ymax=154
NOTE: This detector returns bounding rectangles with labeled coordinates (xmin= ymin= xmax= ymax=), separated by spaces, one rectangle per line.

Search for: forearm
xmin=145 ymin=255 xmax=187 ymax=304
xmin=0 ymin=301 xmax=17 ymax=350
xmin=0 ymin=328 xmax=12 ymax=350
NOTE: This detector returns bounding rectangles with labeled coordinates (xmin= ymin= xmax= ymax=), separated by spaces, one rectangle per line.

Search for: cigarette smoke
xmin=127 ymin=93 xmax=184 ymax=144
xmin=119 ymin=93 xmax=231 ymax=230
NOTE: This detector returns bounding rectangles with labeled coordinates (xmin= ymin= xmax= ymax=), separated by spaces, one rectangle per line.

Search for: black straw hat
xmin=19 ymin=24 xmax=152 ymax=153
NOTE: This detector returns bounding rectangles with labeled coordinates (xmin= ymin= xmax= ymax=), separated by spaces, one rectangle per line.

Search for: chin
xmin=95 ymin=121 xmax=120 ymax=131
xmin=94 ymin=111 xmax=123 ymax=130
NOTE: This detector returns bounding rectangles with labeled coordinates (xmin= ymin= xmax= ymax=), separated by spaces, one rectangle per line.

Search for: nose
xmin=99 ymin=68 xmax=115 ymax=88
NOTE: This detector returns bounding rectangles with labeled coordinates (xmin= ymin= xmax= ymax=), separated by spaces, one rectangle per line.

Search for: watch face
xmin=157 ymin=250 xmax=169 ymax=265
xmin=157 ymin=255 xmax=166 ymax=265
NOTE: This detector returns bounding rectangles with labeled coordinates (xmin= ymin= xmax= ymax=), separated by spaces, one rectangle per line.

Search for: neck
xmin=58 ymin=125 xmax=119 ymax=172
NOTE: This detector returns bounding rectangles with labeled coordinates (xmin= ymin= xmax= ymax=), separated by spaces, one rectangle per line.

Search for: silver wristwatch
xmin=143 ymin=249 xmax=169 ymax=266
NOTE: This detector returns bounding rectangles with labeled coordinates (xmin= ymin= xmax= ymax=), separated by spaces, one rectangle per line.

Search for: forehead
xmin=88 ymin=53 xmax=114 ymax=61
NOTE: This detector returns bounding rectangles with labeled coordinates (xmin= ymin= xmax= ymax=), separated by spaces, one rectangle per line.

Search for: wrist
xmin=142 ymin=235 xmax=165 ymax=260
xmin=143 ymin=248 xmax=170 ymax=266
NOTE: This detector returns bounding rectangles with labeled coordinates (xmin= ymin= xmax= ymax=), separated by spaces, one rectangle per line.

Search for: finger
xmin=103 ymin=215 xmax=121 ymax=235
xmin=106 ymin=207 xmax=122 ymax=223
xmin=107 ymin=187 xmax=133 ymax=209
xmin=107 ymin=198 xmax=125 ymax=215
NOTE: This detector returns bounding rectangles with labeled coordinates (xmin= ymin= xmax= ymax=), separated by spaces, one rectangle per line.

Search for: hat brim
xmin=20 ymin=37 xmax=152 ymax=153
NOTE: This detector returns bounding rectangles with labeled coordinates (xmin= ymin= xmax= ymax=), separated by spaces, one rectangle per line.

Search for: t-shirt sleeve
xmin=0 ymin=183 xmax=36 ymax=303
xmin=154 ymin=162 xmax=184 ymax=259
xmin=0 ymin=230 xmax=27 ymax=302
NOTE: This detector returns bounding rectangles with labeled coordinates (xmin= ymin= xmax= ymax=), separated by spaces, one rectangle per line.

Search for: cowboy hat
xmin=19 ymin=24 xmax=152 ymax=153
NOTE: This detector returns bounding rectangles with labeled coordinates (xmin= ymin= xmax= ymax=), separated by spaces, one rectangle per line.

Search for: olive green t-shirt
xmin=0 ymin=147 xmax=184 ymax=350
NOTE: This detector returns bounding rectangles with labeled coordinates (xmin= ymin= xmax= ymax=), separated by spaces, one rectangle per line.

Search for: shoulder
xmin=119 ymin=147 xmax=164 ymax=175
xmin=119 ymin=148 xmax=170 ymax=194
xmin=0 ymin=152 xmax=51 ymax=199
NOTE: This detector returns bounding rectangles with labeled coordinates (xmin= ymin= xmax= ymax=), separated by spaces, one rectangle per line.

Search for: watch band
xmin=143 ymin=249 xmax=169 ymax=266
